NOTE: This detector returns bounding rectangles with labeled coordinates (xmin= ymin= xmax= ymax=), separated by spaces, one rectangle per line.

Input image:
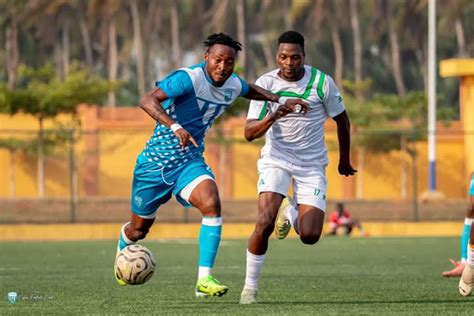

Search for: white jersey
xmin=247 ymin=65 xmax=345 ymax=167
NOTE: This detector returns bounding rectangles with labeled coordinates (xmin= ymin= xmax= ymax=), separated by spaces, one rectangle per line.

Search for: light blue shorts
xmin=131 ymin=154 xmax=215 ymax=218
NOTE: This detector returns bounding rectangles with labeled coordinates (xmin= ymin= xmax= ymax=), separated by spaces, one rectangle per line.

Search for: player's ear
xmin=204 ymin=51 xmax=209 ymax=62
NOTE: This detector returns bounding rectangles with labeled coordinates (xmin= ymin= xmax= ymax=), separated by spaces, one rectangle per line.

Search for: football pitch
xmin=0 ymin=237 xmax=472 ymax=315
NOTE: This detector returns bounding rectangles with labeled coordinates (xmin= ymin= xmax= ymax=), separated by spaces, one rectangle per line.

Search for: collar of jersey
xmin=275 ymin=67 xmax=319 ymax=100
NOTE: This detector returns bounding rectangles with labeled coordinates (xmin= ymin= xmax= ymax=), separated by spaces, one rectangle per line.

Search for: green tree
xmin=345 ymin=89 xmax=455 ymax=199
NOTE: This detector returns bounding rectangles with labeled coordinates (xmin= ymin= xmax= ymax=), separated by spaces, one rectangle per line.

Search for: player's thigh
xmin=292 ymin=165 xmax=327 ymax=212
xmin=188 ymin=180 xmax=221 ymax=216
xmin=257 ymin=157 xmax=292 ymax=196
xmin=174 ymin=158 xmax=219 ymax=215
xmin=131 ymin=162 xmax=175 ymax=219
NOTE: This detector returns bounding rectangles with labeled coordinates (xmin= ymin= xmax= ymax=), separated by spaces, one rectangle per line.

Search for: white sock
xmin=117 ymin=222 xmax=134 ymax=252
xmin=244 ymin=249 xmax=266 ymax=291
xmin=286 ymin=204 xmax=298 ymax=228
xmin=198 ymin=266 xmax=212 ymax=280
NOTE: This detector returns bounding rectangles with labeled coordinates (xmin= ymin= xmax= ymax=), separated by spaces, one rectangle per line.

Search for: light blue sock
xmin=461 ymin=218 xmax=472 ymax=261
xmin=464 ymin=174 xmax=474 ymax=260
xmin=470 ymin=174 xmax=474 ymax=196
xmin=198 ymin=217 xmax=222 ymax=274
xmin=117 ymin=222 xmax=133 ymax=252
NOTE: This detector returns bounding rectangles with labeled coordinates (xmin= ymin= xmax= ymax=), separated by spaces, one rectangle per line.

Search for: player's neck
xmin=277 ymin=67 xmax=305 ymax=82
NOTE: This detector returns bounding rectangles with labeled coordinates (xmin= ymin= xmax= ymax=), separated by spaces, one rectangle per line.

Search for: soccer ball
xmin=115 ymin=244 xmax=156 ymax=285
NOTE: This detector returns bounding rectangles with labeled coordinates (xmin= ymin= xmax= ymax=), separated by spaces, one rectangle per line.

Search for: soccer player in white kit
xmin=240 ymin=31 xmax=357 ymax=304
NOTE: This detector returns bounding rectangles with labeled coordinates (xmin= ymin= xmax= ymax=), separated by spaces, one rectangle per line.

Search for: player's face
xmin=204 ymin=44 xmax=237 ymax=86
xmin=276 ymin=43 xmax=305 ymax=81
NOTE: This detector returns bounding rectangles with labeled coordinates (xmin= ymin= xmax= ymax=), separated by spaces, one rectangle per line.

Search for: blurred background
xmin=0 ymin=0 xmax=473 ymax=224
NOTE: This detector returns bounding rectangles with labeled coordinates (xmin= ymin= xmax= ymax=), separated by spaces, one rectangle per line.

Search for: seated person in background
xmin=327 ymin=202 xmax=367 ymax=236
xmin=443 ymin=172 xmax=474 ymax=278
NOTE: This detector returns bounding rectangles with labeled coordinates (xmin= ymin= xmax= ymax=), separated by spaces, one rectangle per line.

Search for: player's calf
xmin=126 ymin=223 xmax=151 ymax=242
xmin=255 ymin=213 xmax=277 ymax=240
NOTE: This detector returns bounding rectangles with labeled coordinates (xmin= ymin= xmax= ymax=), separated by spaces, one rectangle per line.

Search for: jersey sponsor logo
xmin=259 ymin=178 xmax=265 ymax=186
xmin=197 ymin=99 xmax=226 ymax=125
xmin=134 ymin=196 xmax=143 ymax=209
xmin=224 ymin=89 xmax=233 ymax=102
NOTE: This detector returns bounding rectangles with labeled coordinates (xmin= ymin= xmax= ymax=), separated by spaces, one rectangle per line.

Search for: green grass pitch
xmin=0 ymin=237 xmax=472 ymax=315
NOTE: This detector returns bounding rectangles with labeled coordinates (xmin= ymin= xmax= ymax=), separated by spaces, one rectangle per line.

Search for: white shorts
xmin=257 ymin=157 xmax=327 ymax=211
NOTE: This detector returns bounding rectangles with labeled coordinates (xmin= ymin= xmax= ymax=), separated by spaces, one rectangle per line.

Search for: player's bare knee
xmin=199 ymin=196 xmax=221 ymax=217
xmin=300 ymin=231 xmax=322 ymax=245
xmin=255 ymin=216 xmax=275 ymax=238
xmin=467 ymin=204 xmax=474 ymax=218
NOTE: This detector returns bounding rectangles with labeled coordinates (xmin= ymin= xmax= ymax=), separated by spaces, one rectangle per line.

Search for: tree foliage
xmin=0 ymin=63 xmax=111 ymax=118
xmin=345 ymin=89 xmax=455 ymax=153
xmin=1 ymin=0 xmax=472 ymax=106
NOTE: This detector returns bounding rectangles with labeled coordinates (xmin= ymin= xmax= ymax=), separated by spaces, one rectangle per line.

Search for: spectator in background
xmin=459 ymin=174 xmax=474 ymax=295
xmin=443 ymin=172 xmax=474 ymax=278
xmin=327 ymin=202 xmax=367 ymax=236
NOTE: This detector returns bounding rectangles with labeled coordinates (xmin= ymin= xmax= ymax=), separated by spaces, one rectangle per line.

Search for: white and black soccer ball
xmin=115 ymin=244 xmax=156 ymax=285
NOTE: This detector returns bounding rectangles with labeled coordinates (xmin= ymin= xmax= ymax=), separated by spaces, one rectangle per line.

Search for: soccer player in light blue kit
xmin=459 ymin=173 xmax=474 ymax=296
xmin=443 ymin=172 xmax=474 ymax=277
xmin=114 ymin=33 xmax=308 ymax=298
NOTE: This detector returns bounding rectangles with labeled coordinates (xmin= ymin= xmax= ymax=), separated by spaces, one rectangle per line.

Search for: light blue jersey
xmin=131 ymin=62 xmax=249 ymax=217
xmin=141 ymin=62 xmax=249 ymax=169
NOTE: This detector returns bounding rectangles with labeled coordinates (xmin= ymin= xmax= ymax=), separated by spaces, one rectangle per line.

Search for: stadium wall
xmin=0 ymin=221 xmax=465 ymax=240
xmin=0 ymin=198 xmax=468 ymax=223
xmin=0 ymin=105 xmax=471 ymax=201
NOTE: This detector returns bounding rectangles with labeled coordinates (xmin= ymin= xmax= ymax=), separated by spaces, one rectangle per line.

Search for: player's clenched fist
xmin=338 ymin=162 xmax=357 ymax=176
xmin=271 ymin=104 xmax=294 ymax=120
xmin=280 ymin=97 xmax=310 ymax=114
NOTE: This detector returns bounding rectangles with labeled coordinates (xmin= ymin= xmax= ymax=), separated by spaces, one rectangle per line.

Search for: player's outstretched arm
xmin=333 ymin=110 xmax=357 ymax=176
xmin=140 ymin=88 xmax=197 ymax=148
xmin=244 ymin=84 xmax=310 ymax=113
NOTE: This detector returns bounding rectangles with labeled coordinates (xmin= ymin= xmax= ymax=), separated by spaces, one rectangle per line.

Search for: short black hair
xmin=278 ymin=30 xmax=305 ymax=53
xmin=204 ymin=33 xmax=242 ymax=52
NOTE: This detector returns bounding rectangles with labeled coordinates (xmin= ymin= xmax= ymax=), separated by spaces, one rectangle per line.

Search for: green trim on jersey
xmin=316 ymin=72 xmax=326 ymax=100
xmin=275 ymin=67 xmax=318 ymax=99
xmin=256 ymin=67 xmax=325 ymax=121
xmin=258 ymin=101 xmax=268 ymax=120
